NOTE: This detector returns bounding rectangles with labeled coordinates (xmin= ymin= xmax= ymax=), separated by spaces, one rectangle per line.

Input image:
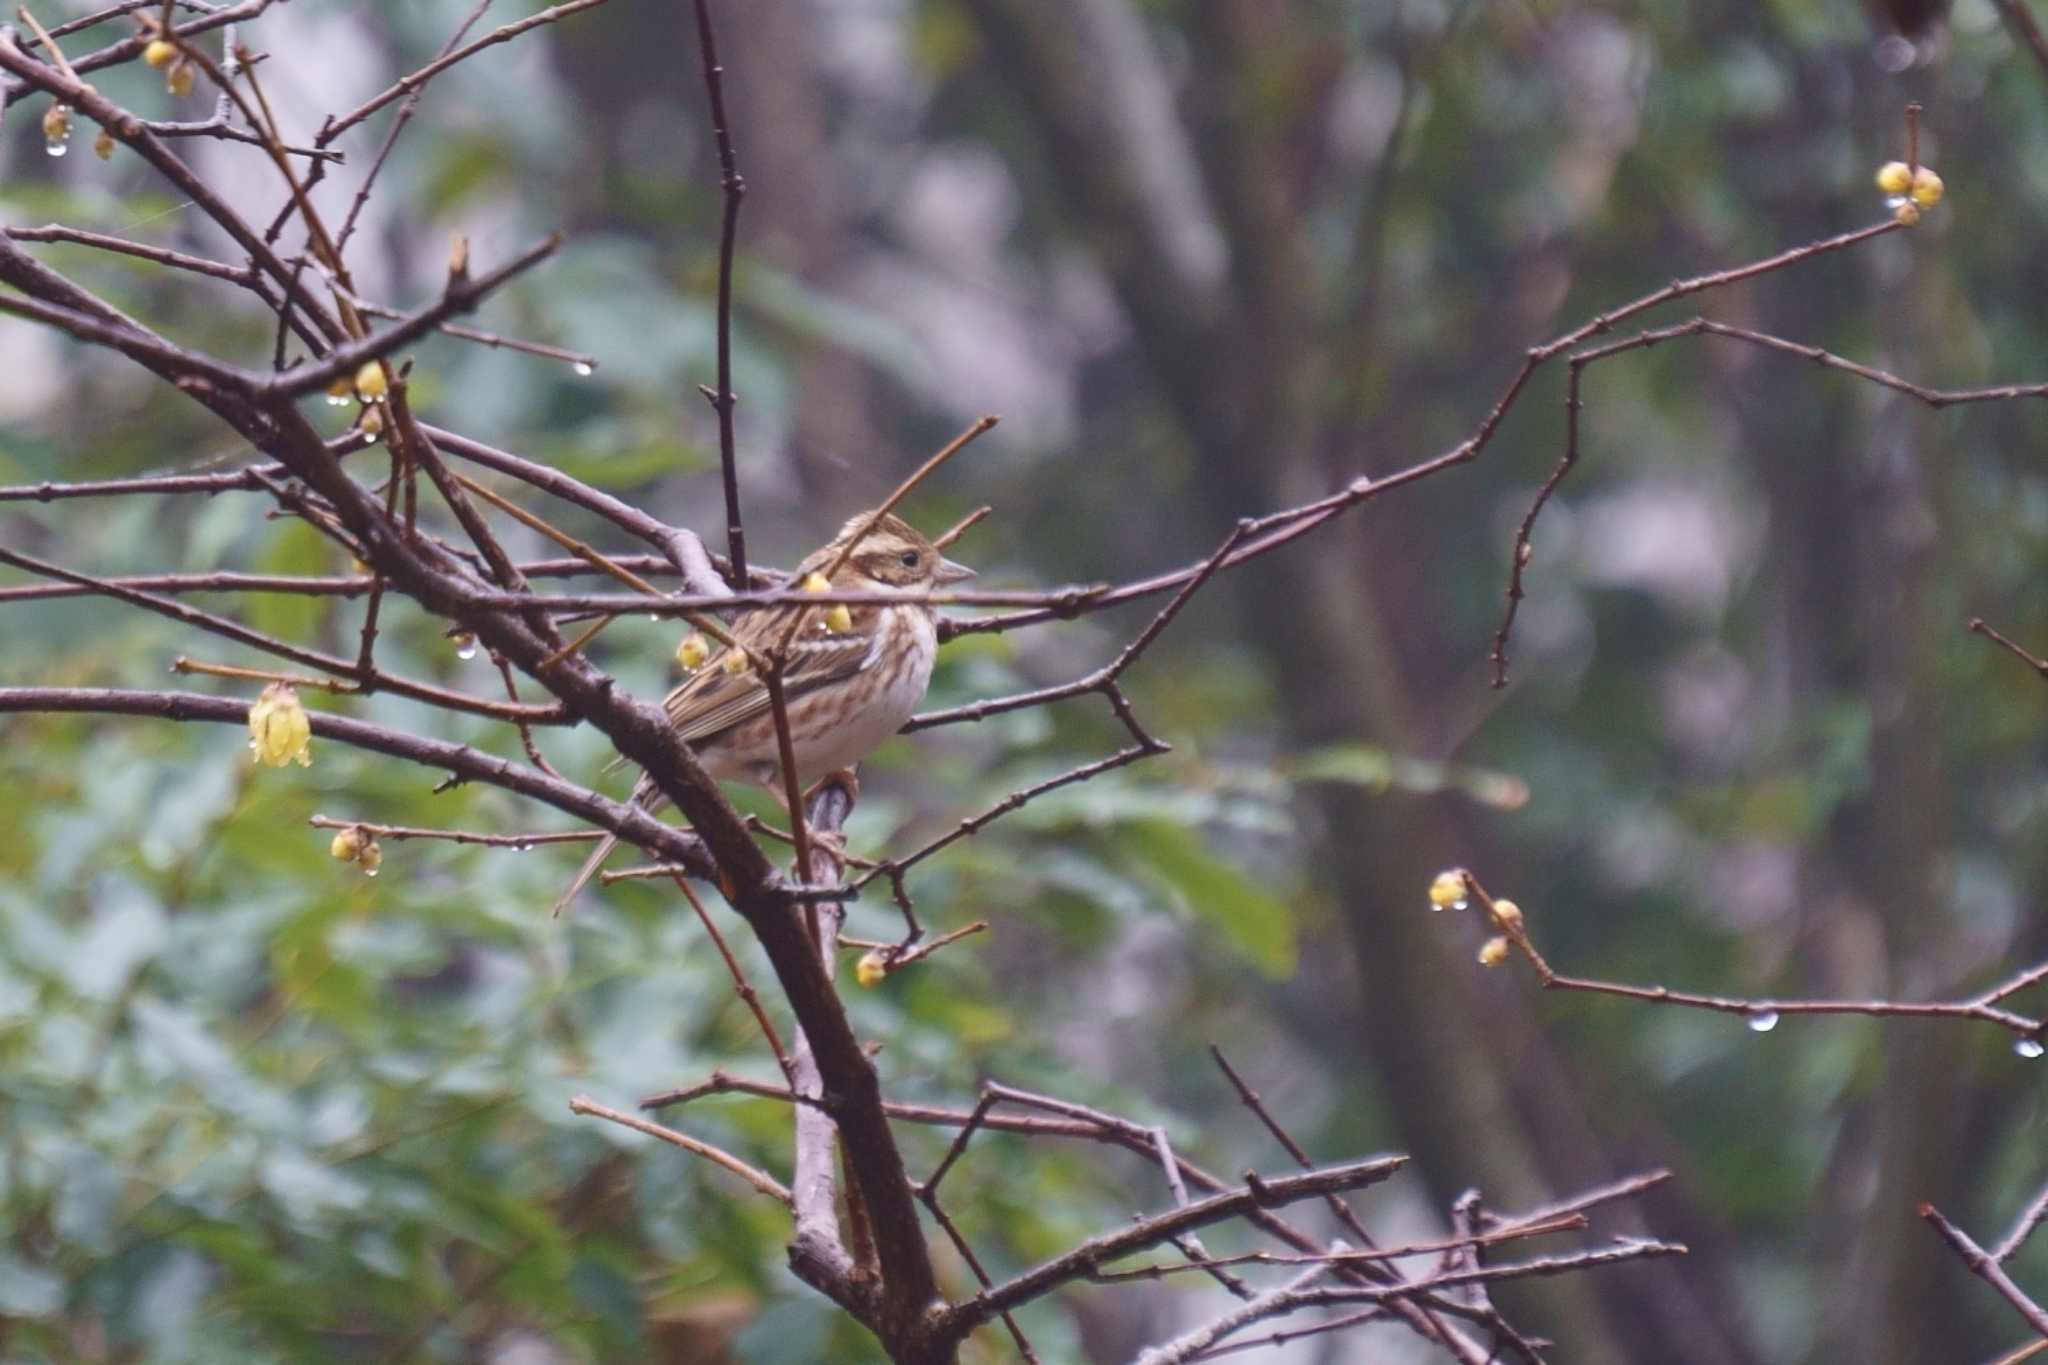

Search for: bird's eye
xmin=899 ymin=550 xmax=920 ymax=568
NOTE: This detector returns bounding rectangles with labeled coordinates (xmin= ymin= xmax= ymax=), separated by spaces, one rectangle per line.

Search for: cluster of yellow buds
xmin=328 ymin=825 xmax=383 ymax=876
xmin=801 ymin=571 xmax=852 ymax=633
xmin=1875 ymin=160 xmax=1944 ymax=225
xmin=1428 ymin=869 xmax=1525 ymax=969
xmin=352 ymin=361 xmax=389 ymax=441
xmin=1477 ymin=897 xmax=1523 ymax=968
xmin=143 ymin=38 xmax=193 ymax=95
xmin=247 ymin=682 xmax=312 ymax=768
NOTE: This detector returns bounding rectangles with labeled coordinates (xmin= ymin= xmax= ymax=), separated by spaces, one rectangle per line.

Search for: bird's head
xmin=810 ymin=511 xmax=975 ymax=590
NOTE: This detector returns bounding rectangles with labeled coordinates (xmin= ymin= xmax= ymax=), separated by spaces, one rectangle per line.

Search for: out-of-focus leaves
xmin=1286 ymin=741 xmax=1534 ymax=810
xmin=1118 ymin=818 xmax=1298 ymax=976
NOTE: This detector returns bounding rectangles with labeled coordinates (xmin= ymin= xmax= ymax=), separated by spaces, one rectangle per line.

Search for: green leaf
xmin=247 ymin=518 xmax=334 ymax=644
xmin=1118 ymin=820 xmax=1296 ymax=977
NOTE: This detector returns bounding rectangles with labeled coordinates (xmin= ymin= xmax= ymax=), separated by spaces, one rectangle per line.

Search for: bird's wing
xmin=594 ymin=610 xmax=886 ymax=781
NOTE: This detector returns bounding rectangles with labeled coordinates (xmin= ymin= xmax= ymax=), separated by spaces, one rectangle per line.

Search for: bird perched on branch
xmin=552 ymin=510 xmax=974 ymax=914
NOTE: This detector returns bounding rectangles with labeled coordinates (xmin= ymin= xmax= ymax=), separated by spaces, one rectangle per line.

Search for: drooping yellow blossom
xmin=675 ymin=632 xmax=710 ymax=671
xmin=1427 ymin=869 xmax=1466 ymax=910
xmin=144 ymin=39 xmax=178 ymax=68
xmin=1874 ymin=161 xmax=1912 ymax=195
xmin=1490 ymin=898 xmax=1524 ymax=932
xmin=330 ymin=828 xmax=363 ymax=861
xmin=855 ymin=950 xmax=889 ymax=988
xmin=353 ymin=360 xmax=389 ymax=401
xmin=166 ymin=60 xmax=194 ymax=96
xmin=248 ymin=682 xmax=312 ymax=767
xmin=722 ymin=649 xmax=750 ymax=676
xmin=1477 ymin=936 xmax=1510 ymax=968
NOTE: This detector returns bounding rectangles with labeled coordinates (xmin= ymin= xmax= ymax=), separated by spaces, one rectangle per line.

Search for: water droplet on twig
xmin=2016 ymin=1037 xmax=2044 ymax=1060
xmin=1746 ymin=1009 xmax=1779 ymax=1033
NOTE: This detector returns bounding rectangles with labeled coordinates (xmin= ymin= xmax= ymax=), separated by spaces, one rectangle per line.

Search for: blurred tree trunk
xmin=958 ymin=1 xmax=1757 ymax=1359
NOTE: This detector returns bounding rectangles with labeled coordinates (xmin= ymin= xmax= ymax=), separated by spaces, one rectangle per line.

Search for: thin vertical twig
xmin=691 ymin=0 xmax=747 ymax=589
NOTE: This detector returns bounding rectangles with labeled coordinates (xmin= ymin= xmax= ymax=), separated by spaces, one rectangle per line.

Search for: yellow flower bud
xmin=248 ymin=682 xmax=312 ymax=768
xmin=144 ymin=38 xmax=178 ymax=69
xmin=675 ymin=632 xmax=710 ymax=670
xmin=1490 ymin=898 xmax=1524 ymax=932
xmin=800 ymin=572 xmax=831 ymax=594
xmin=1477 ymin=936 xmax=1510 ymax=968
xmin=1875 ymin=161 xmax=1912 ymax=195
xmin=41 ymin=102 xmax=70 ymax=146
xmin=1427 ymin=869 xmax=1467 ymax=910
xmin=93 ymin=129 xmax=114 ymax=160
xmin=166 ymin=59 xmax=194 ymax=97
xmin=855 ymin=950 xmax=888 ymax=988
xmin=357 ymin=840 xmax=382 ymax=875
xmin=1893 ymin=200 xmax=1921 ymax=226
xmin=722 ymin=649 xmax=750 ymax=675
xmin=330 ymin=828 xmax=362 ymax=861
xmin=358 ymin=405 xmax=385 ymax=439
xmin=354 ymin=360 xmax=389 ymax=401
xmin=823 ymin=603 xmax=853 ymax=634
xmin=1910 ymin=166 xmax=1943 ymax=208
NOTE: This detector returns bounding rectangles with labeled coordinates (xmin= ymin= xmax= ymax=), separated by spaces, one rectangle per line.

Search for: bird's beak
xmin=934 ymin=556 xmax=976 ymax=584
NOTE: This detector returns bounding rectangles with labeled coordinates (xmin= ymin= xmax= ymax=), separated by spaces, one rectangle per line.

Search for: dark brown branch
xmin=1973 ymin=618 xmax=2048 ymax=680
xmin=1494 ymin=313 xmax=2048 ymax=684
xmin=568 ymin=1095 xmax=790 ymax=1204
xmin=332 ymin=0 xmax=496 ymax=253
xmin=691 ymin=0 xmax=748 ymax=588
xmin=0 ymin=686 xmax=712 ymax=874
xmin=938 ymin=1155 xmax=1407 ymax=1338
xmin=0 ymin=33 xmax=346 ymax=346
xmin=0 ymin=542 xmax=562 ymax=723
xmin=0 ymin=0 xmax=268 ymax=110
xmin=321 ymin=0 xmax=615 ymax=141
xmin=263 ymin=235 xmax=564 ymax=401
xmin=1924 ymin=1203 xmax=2048 ymax=1338
xmin=1454 ymin=869 xmax=2048 ymax=1042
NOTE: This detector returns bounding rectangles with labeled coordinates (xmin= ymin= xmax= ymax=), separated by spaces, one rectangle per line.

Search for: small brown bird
xmin=552 ymin=510 xmax=973 ymax=914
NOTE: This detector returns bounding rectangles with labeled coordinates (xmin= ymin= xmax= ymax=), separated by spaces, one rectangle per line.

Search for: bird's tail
xmin=551 ymin=774 xmax=661 ymax=917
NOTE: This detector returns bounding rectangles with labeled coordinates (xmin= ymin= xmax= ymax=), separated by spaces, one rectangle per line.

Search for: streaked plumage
xmin=552 ymin=511 xmax=971 ymax=914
